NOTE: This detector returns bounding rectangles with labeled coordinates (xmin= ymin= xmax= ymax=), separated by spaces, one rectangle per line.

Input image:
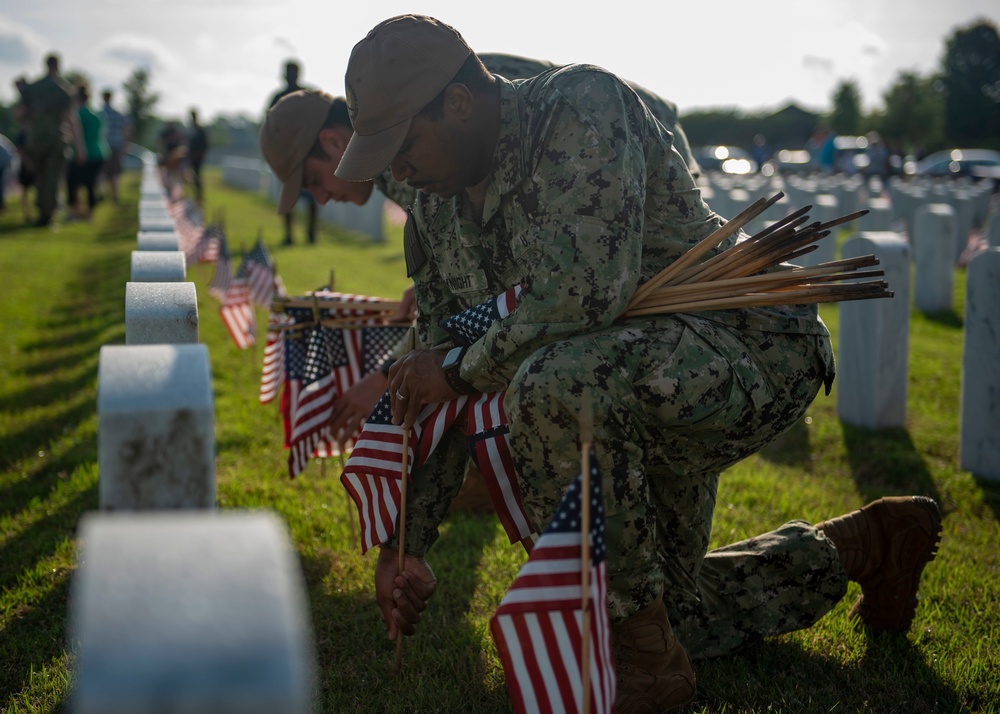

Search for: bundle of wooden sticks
xmin=625 ymin=192 xmax=891 ymax=317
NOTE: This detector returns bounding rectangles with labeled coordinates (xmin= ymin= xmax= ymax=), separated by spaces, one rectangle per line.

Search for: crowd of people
xmin=7 ymin=52 xmax=209 ymax=227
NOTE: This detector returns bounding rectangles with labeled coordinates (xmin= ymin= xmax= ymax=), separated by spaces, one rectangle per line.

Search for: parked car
xmin=911 ymin=149 xmax=1000 ymax=180
xmin=693 ymin=145 xmax=758 ymax=175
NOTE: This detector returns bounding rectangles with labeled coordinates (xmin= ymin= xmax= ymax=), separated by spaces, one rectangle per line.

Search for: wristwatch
xmin=442 ymin=346 xmax=475 ymax=395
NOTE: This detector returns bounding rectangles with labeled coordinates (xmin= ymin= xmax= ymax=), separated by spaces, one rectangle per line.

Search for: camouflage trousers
xmin=28 ymin=142 xmax=67 ymax=221
xmin=505 ymin=314 xmax=847 ymax=659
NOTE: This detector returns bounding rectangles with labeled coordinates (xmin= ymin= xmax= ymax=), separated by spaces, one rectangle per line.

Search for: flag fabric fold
xmin=208 ymin=233 xmax=232 ymax=301
xmin=490 ymin=447 xmax=616 ymax=714
xmin=341 ymin=391 xmax=468 ymax=552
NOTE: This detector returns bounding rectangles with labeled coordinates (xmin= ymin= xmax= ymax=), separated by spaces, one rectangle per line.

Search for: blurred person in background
xmin=100 ymin=88 xmax=131 ymax=204
xmin=187 ymin=108 xmax=209 ymax=203
xmin=66 ymin=83 xmax=108 ymax=221
xmin=22 ymin=53 xmax=75 ymax=227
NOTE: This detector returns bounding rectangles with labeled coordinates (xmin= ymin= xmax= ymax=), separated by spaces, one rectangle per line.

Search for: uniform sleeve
xmin=459 ymin=73 xmax=698 ymax=392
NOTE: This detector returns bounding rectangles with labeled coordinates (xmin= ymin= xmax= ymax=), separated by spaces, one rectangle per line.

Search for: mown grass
xmin=1 ymin=170 xmax=998 ymax=713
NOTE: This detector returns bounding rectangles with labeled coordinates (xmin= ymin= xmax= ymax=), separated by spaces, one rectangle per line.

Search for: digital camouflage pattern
xmin=479 ymin=53 xmax=701 ymax=179
xmin=389 ymin=65 xmax=844 ymax=657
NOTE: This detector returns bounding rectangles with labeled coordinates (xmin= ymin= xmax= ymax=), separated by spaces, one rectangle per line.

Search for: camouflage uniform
xmin=24 ymin=73 xmax=74 ymax=223
xmin=392 ymin=65 xmax=847 ymax=659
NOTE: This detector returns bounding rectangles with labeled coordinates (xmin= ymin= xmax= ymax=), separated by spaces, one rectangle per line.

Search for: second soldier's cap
xmin=258 ymin=89 xmax=334 ymax=214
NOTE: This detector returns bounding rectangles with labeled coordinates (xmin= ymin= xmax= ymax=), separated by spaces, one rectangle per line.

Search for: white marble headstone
xmin=837 ymin=232 xmax=911 ymax=429
xmin=68 ymin=510 xmax=316 ymax=714
xmin=125 ymin=282 xmax=198 ymax=345
xmin=913 ymin=203 xmax=956 ymax=313
xmin=130 ymin=251 xmax=187 ymax=282
xmin=97 ymin=343 xmax=214 ymax=510
xmin=960 ymin=248 xmax=1000 ymax=481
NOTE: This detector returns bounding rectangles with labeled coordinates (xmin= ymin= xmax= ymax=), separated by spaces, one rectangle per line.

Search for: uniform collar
xmin=479 ymin=76 xmax=525 ymax=226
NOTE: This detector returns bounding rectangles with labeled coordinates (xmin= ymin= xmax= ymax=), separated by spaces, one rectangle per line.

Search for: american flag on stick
xmin=208 ymin=233 xmax=232 ymax=301
xmin=341 ymin=391 xmax=468 ymax=553
xmin=219 ymin=277 xmax=255 ymax=349
xmin=245 ymin=236 xmax=277 ymax=307
xmin=490 ymin=444 xmax=615 ymax=714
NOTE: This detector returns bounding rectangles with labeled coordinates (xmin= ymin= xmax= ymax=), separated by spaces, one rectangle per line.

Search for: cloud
xmin=803 ymin=55 xmax=835 ymax=72
xmin=97 ymin=33 xmax=180 ymax=73
xmin=0 ymin=13 xmax=48 ymax=66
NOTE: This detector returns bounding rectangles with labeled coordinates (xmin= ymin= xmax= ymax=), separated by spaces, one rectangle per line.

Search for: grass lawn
xmin=1 ymin=169 xmax=998 ymax=713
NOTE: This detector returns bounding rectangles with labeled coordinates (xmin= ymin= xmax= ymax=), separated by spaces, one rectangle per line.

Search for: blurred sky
xmin=2 ymin=0 xmax=998 ymax=121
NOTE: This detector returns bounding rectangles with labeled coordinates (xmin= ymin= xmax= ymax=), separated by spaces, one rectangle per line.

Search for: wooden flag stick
xmin=626 ymin=193 xmax=783 ymax=311
xmin=395 ymin=428 xmax=410 ymax=675
xmin=626 ymin=281 xmax=892 ymax=316
xmin=579 ymin=391 xmax=594 ymax=714
xmin=667 ymin=206 xmax=814 ymax=286
xmin=338 ymin=451 xmax=356 ymax=541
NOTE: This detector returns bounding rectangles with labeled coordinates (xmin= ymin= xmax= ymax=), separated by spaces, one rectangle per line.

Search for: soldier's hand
xmin=375 ymin=546 xmax=437 ymax=640
xmin=387 ymin=349 xmax=458 ymax=428
xmin=329 ymin=370 xmax=386 ymax=445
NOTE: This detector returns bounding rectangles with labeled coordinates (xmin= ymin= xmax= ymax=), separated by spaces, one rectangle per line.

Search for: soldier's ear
xmin=318 ymin=126 xmax=350 ymax=154
xmin=442 ymin=83 xmax=474 ymax=121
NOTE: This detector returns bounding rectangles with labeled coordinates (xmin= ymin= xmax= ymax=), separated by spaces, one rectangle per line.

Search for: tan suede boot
xmin=816 ymin=495 xmax=942 ymax=633
xmin=613 ymin=595 xmax=696 ymax=713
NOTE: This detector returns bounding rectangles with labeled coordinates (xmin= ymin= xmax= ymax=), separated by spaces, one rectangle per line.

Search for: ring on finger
xmin=396 ymin=389 xmax=408 ymax=401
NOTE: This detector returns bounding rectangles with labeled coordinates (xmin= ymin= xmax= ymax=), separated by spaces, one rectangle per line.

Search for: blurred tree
xmin=830 ymin=80 xmax=862 ymax=135
xmin=941 ymin=18 xmax=1000 ymax=148
xmin=123 ymin=67 xmax=160 ymax=148
xmin=63 ymin=69 xmax=91 ymax=91
xmin=878 ymin=71 xmax=945 ymax=157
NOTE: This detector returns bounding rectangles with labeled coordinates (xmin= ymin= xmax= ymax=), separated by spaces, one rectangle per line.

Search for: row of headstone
xmin=70 ymin=158 xmax=317 ymax=713
xmin=217 ymin=153 xmax=386 ymax=242
xmin=699 ymin=169 xmax=1000 ymax=482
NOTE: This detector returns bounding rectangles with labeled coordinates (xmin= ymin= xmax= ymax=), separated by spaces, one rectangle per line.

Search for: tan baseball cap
xmin=335 ymin=15 xmax=472 ymax=181
xmin=258 ymin=89 xmax=333 ymax=214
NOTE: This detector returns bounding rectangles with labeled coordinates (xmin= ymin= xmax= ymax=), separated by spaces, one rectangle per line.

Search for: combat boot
xmin=613 ymin=595 xmax=696 ymax=713
xmin=816 ymin=495 xmax=942 ymax=633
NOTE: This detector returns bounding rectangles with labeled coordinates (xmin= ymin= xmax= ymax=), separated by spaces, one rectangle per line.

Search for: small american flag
xmin=245 ymin=238 xmax=277 ymax=307
xmin=260 ymin=312 xmax=293 ymax=404
xmin=208 ymin=234 xmax=232 ymax=301
xmin=440 ymin=283 xmax=523 ymax=346
xmin=286 ymin=326 xmax=349 ymax=478
xmin=490 ymin=447 xmax=615 ymax=714
xmin=197 ymin=223 xmax=224 ymax=264
xmin=341 ymin=391 xmax=469 ymax=553
xmin=219 ymin=277 xmax=255 ymax=349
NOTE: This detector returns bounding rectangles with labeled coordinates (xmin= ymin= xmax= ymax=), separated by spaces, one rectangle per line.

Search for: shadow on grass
xmin=694 ymin=633 xmax=960 ymax=713
xmin=919 ymin=308 xmax=964 ymax=329
xmin=973 ymin=476 xmax=1000 ymax=524
xmin=841 ymin=422 xmax=942 ymax=507
xmin=0 ymin=575 xmax=72 ymax=710
xmin=0 ymin=434 xmax=96 ymax=519
xmin=0 ymin=485 xmax=96 ymax=593
xmin=301 ymin=512 xmax=510 ymax=712
xmin=757 ymin=417 xmax=813 ymax=468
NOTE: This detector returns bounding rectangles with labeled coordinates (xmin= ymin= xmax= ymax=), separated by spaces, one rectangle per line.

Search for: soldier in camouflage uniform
xmin=23 ymin=54 xmax=74 ymax=227
xmin=265 ymin=16 xmax=943 ymax=712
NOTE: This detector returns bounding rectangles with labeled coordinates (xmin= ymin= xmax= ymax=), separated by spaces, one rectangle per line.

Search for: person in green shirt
xmin=66 ymin=83 xmax=108 ymax=221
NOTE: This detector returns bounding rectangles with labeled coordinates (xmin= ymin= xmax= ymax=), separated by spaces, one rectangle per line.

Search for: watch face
xmin=443 ymin=346 xmax=464 ymax=370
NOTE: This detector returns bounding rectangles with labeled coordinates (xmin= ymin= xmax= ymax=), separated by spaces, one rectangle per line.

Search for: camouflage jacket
xmin=24 ymin=74 xmax=74 ymax=148
xmin=402 ymin=66 xmax=831 ymax=394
